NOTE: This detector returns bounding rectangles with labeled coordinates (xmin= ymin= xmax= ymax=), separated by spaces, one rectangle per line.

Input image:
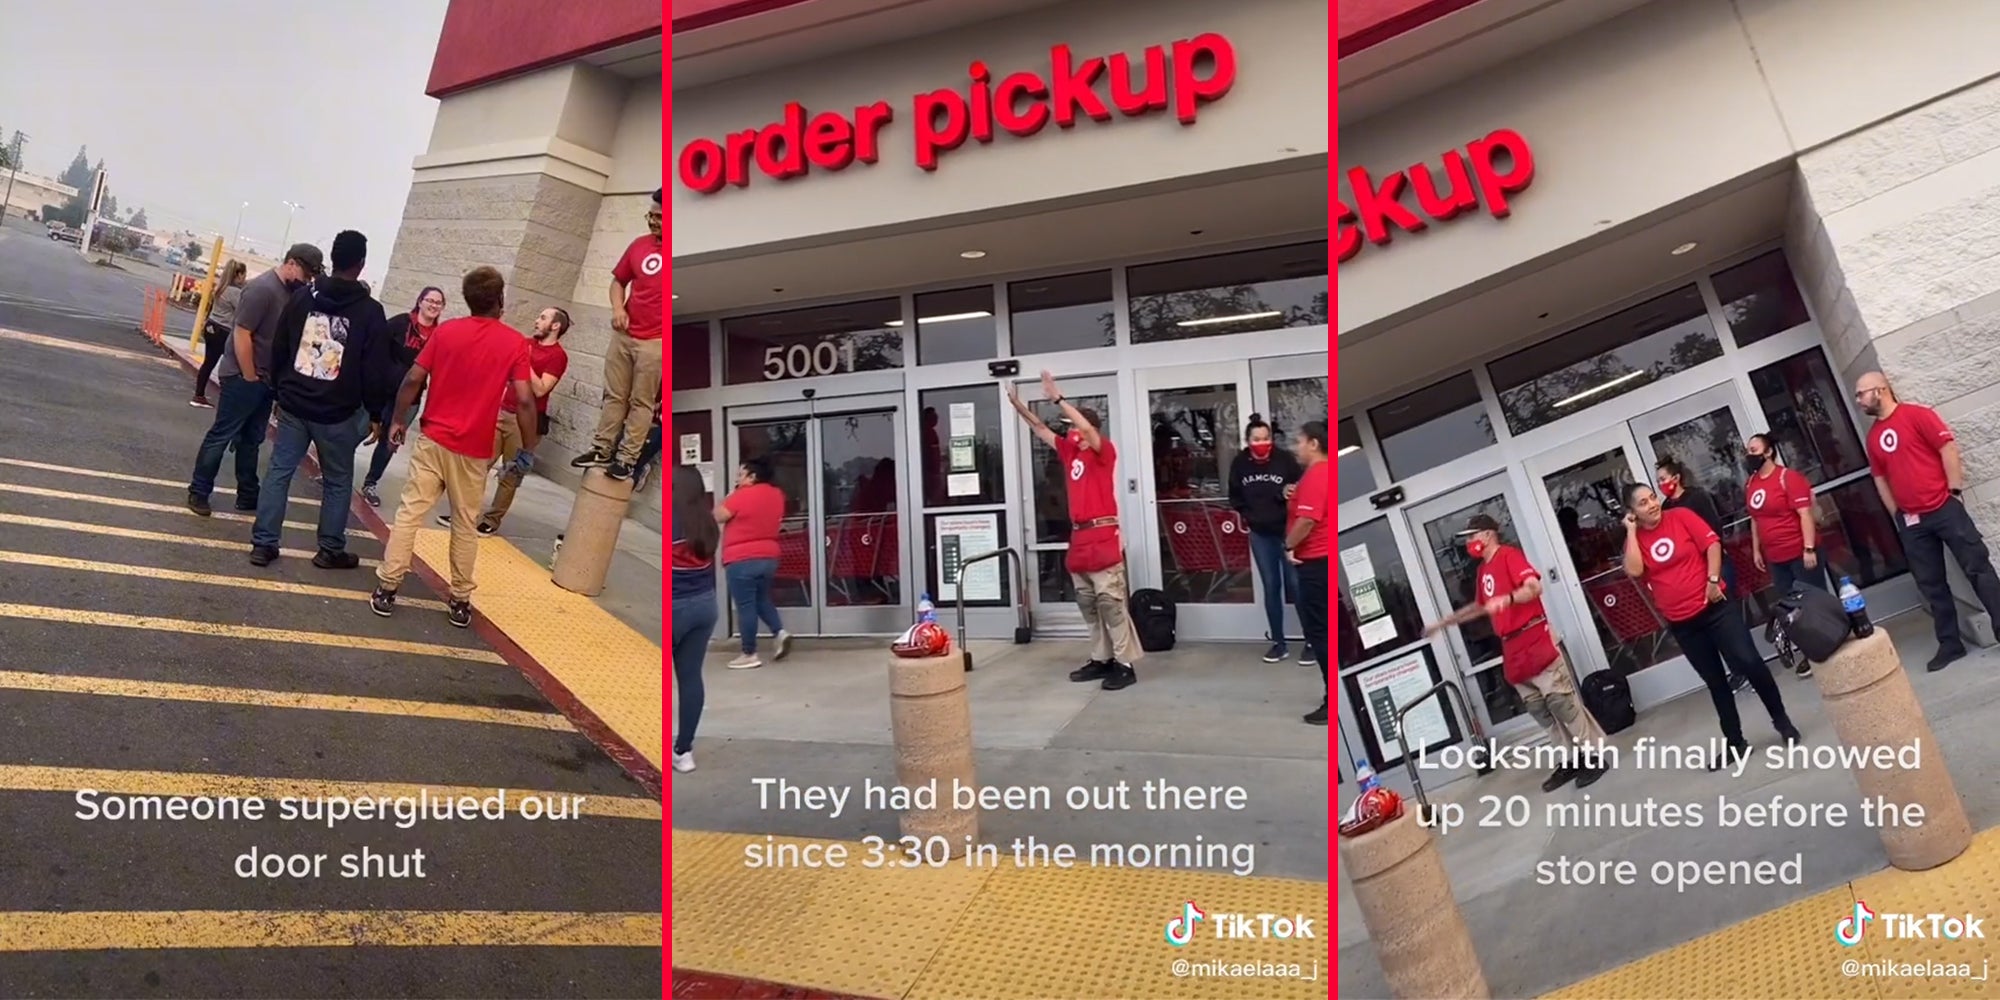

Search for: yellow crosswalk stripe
xmin=0 ymin=512 xmax=375 ymax=565
xmin=0 ymin=456 xmax=321 ymax=506
xmin=0 ymin=549 xmax=442 ymax=610
xmin=0 ymin=910 xmax=661 ymax=950
xmin=0 ymin=764 xmax=660 ymax=820
xmin=0 ymin=603 xmax=505 ymax=663
xmin=0 ymin=483 xmax=355 ymax=535
xmin=0 ymin=670 xmax=571 ymax=731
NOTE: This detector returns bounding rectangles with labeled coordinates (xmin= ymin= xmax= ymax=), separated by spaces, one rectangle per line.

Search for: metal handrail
xmin=954 ymin=547 xmax=1032 ymax=670
xmin=1395 ymin=679 xmax=1486 ymax=814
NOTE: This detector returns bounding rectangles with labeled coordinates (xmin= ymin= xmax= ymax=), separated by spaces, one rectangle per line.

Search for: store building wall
xmin=670 ymin=0 xmax=1327 ymax=261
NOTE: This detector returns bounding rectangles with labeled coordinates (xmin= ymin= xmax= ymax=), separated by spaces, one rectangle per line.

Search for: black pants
xmin=195 ymin=322 xmax=228 ymax=396
xmin=1768 ymin=555 xmax=1829 ymax=596
xmin=1668 ymin=599 xmax=1791 ymax=744
xmin=1902 ymin=496 xmax=2000 ymax=652
xmin=1296 ymin=557 xmax=1330 ymax=689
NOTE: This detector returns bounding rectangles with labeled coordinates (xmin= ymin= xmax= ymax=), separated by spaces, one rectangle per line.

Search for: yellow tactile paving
xmin=0 ymin=670 xmax=571 ymax=731
xmin=0 ymin=910 xmax=661 ymax=950
xmin=0 ymin=512 xmax=372 ymax=564
xmin=413 ymin=528 xmax=662 ymax=770
xmin=671 ymin=829 xmax=1329 ymax=1000
xmin=1545 ymin=827 xmax=2000 ymax=999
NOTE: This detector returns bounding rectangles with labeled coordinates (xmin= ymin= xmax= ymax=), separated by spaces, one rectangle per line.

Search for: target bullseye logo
xmin=1173 ymin=521 xmax=1187 ymax=534
xmin=1650 ymin=538 xmax=1675 ymax=563
xmin=1069 ymin=459 xmax=1085 ymax=481
xmin=1482 ymin=576 xmax=1496 ymax=597
xmin=1750 ymin=488 xmax=1767 ymax=510
xmin=1604 ymin=594 xmax=1618 ymax=607
xmin=1220 ymin=520 xmax=1236 ymax=534
xmin=640 ymin=252 xmax=662 ymax=276
xmin=1879 ymin=429 xmax=1900 ymax=454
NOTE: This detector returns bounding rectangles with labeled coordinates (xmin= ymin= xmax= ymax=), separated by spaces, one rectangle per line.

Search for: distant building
xmin=0 ymin=171 xmax=78 ymax=221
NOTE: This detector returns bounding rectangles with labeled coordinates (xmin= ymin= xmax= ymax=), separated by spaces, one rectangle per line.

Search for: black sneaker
xmin=1795 ymin=659 xmax=1814 ymax=678
xmin=1574 ymin=759 xmax=1608 ymax=789
xmin=606 ymin=461 xmax=634 ymax=482
xmin=1541 ymin=768 xmax=1578 ymax=793
xmin=234 ymin=495 xmax=259 ymax=512
xmin=571 ymin=449 xmax=611 ymax=469
xmin=187 ymin=492 xmax=212 ymax=517
xmin=1730 ymin=673 xmax=1750 ymax=693
xmin=1303 ymin=700 xmax=1328 ymax=726
xmin=1928 ymin=646 xmax=1967 ymax=672
xmin=1708 ymin=739 xmax=1751 ymax=772
xmin=312 ymin=549 xmax=360 ymax=570
xmin=1261 ymin=643 xmax=1287 ymax=663
xmin=1778 ymin=724 xmax=1802 ymax=746
xmin=248 ymin=545 xmax=279 ymax=566
xmin=370 ymin=587 xmax=397 ymax=617
xmin=1299 ymin=649 xmax=1318 ymax=668
xmin=1068 ymin=660 xmax=1113 ymax=683
xmin=361 ymin=483 xmax=381 ymax=507
xmin=446 ymin=599 xmax=473 ymax=629
xmin=1100 ymin=663 xmax=1137 ymax=691
xmin=475 ymin=520 xmax=499 ymax=537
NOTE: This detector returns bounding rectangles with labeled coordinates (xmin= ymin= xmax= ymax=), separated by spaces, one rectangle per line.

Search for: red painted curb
xmin=671 ymin=970 xmax=888 ymax=1000
xmin=147 ymin=327 xmax=663 ymax=800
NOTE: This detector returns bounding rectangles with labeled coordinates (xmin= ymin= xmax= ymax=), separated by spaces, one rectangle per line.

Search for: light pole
xmin=1 ymin=132 xmax=27 ymax=225
xmin=280 ymin=200 xmax=303 ymax=248
xmin=230 ymin=201 xmax=248 ymax=250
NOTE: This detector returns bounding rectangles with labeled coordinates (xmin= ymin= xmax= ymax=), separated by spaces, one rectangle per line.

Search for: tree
xmin=101 ymin=192 xmax=117 ymax=220
xmin=184 ymin=241 xmax=203 ymax=262
xmin=0 ymin=127 xmax=10 ymax=169
xmin=58 ymin=147 xmax=90 ymax=190
xmin=127 ymin=207 xmax=147 ymax=229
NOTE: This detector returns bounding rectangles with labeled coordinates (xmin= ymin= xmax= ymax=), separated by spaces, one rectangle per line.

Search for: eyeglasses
xmin=1855 ymin=387 xmax=1886 ymax=400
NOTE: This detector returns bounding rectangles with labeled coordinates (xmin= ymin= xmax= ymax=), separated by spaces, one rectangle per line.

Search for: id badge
xmin=1904 ymin=511 xmax=1921 ymax=528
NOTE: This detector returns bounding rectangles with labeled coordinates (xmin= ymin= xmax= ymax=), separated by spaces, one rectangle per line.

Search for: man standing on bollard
xmin=1857 ymin=371 xmax=2000 ymax=671
xmin=571 ymin=188 xmax=662 ymax=482
xmin=1007 ymin=371 xmax=1139 ymax=691
xmin=1425 ymin=515 xmax=1607 ymax=791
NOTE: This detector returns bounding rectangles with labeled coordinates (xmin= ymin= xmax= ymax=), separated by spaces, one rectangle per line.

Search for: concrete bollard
xmin=887 ymin=652 xmax=978 ymax=859
xmin=1813 ymin=629 xmax=1972 ymax=871
xmin=552 ymin=469 xmax=633 ymax=597
xmin=1340 ymin=809 xmax=1489 ymax=1000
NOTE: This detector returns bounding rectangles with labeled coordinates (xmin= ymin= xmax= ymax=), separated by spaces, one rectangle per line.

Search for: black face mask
xmin=1743 ymin=453 xmax=1767 ymax=475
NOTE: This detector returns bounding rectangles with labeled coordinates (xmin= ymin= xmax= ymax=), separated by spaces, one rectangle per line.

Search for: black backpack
xmin=1772 ymin=586 xmax=1851 ymax=663
xmin=1580 ymin=669 xmax=1636 ymax=735
xmin=1128 ymin=588 xmax=1177 ymax=652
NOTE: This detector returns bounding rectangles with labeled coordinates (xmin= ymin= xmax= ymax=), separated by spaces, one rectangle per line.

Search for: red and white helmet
xmin=1337 ymin=786 xmax=1404 ymax=838
xmin=892 ymin=620 xmax=952 ymax=659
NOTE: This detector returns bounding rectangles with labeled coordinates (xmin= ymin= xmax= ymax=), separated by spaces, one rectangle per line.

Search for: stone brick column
xmin=1787 ymin=75 xmax=2000 ymax=644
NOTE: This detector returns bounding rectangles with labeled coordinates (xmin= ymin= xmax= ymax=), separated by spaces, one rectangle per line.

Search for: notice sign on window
xmin=1355 ymin=650 xmax=1450 ymax=756
xmin=935 ymin=513 xmax=1001 ymax=603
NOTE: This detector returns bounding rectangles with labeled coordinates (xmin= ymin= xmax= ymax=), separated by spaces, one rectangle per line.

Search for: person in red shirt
xmin=1425 ymin=514 xmax=1607 ymax=791
xmin=1743 ymin=434 xmax=1826 ymax=597
xmin=1858 ymin=371 xmax=2000 ymax=671
xmin=1622 ymin=482 xmax=1799 ymax=767
xmin=1285 ymin=421 xmax=1333 ymax=726
xmin=371 ymin=267 xmax=538 ymax=628
xmin=1007 ymin=371 xmax=1139 ymax=691
xmin=714 ymin=456 xmax=792 ymax=670
xmin=573 ymin=188 xmax=664 ymax=481
xmin=441 ymin=306 xmax=572 ymax=536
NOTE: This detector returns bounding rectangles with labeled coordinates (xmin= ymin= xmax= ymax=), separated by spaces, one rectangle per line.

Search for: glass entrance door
xmin=1136 ymin=363 xmax=1258 ymax=639
xmin=1014 ymin=375 xmax=1123 ymax=636
xmin=1252 ymin=356 xmax=1329 ymax=643
xmin=728 ymin=393 xmax=908 ymax=636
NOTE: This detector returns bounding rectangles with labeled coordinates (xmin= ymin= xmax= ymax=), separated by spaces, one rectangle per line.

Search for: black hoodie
xmin=1229 ymin=447 xmax=1304 ymax=536
xmin=267 ymin=277 xmax=397 ymax=425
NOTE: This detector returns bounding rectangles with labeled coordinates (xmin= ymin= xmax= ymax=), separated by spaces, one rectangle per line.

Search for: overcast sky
xmin=0 ymin=0 xmax=448 ymax=281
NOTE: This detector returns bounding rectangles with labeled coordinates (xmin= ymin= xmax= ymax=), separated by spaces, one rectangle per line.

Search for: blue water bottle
xmin=1838 ymin=577 xmax=1874 ymax=638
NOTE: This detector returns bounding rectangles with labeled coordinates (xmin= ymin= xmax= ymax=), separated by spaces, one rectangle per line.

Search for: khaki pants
xmin=1072 ymin=562 xmax=1142 ymax=665
xmin=480 ymin=412 xmax=527 ymax=529
xmin=1512 ymin=648 xmax=1606 ymax=748
xmin=378 ymin=435 xmax=488 ymax=601
xmin=592 ymin=333 xmax=662 ymax=465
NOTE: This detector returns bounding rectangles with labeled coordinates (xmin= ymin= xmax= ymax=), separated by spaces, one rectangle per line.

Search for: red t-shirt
xmin=1055 ymin=433 xmax=1122 ymax=573
xmin=1867 ymin=403 xmax=1956 ymax=517
xmin=1636 ymin=507 xmax=1722 ymax=623
xmin=1745 ymin=466 xmax=1814 ymax=562
xmin=1478 ymin=545 xmax=1560 ymax=684
xmin=502 ymin=340 xmax=570 ymax=416
xmin=415 ymin=317 xmax=531 ymax=460
xmin=612 ymin=234 xmax=665 ymax=341
xmin=1289 ymin=460 xmax=1331 ymax=560
xmin=720 ymin=482 xmax=785 ymax=564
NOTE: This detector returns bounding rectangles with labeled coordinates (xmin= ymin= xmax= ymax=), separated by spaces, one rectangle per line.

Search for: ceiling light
xmin=1337 ymin=444 xmax=1361 ymax=457
xmin=1671 ymin=242 xmax=1699 ymax=256
xmin=960 ymin=250 xmax=987 ymax=259
xmin=887 ymin=310 xmax=993 ymax=327
xmin=1554 ymin=370 xmax=1647 ymax=408
xmin=1177 ymin=311 xmax=1282 ymax=328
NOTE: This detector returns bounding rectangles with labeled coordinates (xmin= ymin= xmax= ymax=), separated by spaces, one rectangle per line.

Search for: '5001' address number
xmin=765 ymin=341 xmax=859 ymax=380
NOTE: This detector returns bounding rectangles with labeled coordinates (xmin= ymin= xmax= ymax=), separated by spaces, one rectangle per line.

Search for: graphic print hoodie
xmin=267 ymin=277 xmax=397 ymax=425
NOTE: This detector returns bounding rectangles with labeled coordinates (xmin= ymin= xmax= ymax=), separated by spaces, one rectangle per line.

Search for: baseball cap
xmin=651 ymin=188 xmax=662 ymax=205
xmin=1456 ymin=513 xmax=1502 ymax=537
xmin=285 ymin=243 xmax=324 ymax=276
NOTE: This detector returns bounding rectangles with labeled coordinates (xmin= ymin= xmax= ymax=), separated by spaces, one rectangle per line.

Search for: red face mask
xmin=1466 ymin=538 xmax=1487 ymax=559
xmin=1247 ymin=441 xmax=1274 ymax=460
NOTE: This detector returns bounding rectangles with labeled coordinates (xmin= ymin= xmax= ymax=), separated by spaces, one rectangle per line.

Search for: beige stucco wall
xmin=670 ymin=0 xmax=1325 ymax=261
xmin=1337 ymin=0 xmax=2000 ymax=337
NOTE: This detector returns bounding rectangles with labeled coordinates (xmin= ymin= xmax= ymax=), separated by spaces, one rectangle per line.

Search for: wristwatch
xmin=1804 ymin=546 xmax=1817 ymax=554
xmin=1708 ymin=576 xmax=1721 ymax=584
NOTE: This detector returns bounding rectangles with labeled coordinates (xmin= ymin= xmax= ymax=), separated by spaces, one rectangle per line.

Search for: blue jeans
xmin=1249 ymin=530 xmax=1299 ymax=647
xmin=634 ymin=423 xmax=663 ymax=481
xmin=254 ymin=407 xmax=367 ymax=552
xmin=189 ymin=375 xmax=274 ymax=502
xmin=725 ymin=558 xmax=785 ymax=654
xmin=672 ymin=592 xmax=717 ymax=755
